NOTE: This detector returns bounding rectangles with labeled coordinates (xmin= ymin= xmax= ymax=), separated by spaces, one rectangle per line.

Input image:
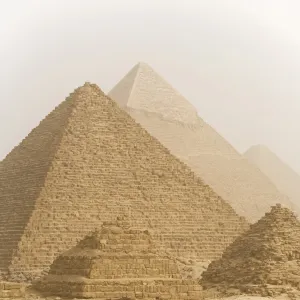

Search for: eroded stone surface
xmin=0 ymin=82 xmax=248 ymax=282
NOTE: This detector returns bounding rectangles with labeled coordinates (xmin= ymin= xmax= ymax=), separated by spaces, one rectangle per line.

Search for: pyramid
xmin=0 ymin=83 xmax=248 ymax=281
xmin=109 ymin=62 xmax=299 ymax=222
xmin=201 ymin=204 xmax=300 ymax=297
xmin=37 ymin=216 xmax=202 ymax=299
xmin=245 ymin=145 xmax=300 ymax=208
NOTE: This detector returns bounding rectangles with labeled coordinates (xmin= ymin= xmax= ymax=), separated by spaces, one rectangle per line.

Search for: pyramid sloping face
xmin=108 ymin=63 xmax=299 ymax=222
xmin=0 ymin=99 xmax=73 ymax=272
xmin=245 ymin=145 xmax=300 ymax=208
xmin=0 ymin=83 xmax=248 ymax=281
xmin=201 ymin=204 xmax=300 ymax=292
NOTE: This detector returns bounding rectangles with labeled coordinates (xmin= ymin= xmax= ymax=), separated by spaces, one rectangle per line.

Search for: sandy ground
xmin=21 ymin=289 xmax=293 ymax=300
xmin=20 ymin=296 xmax=290 ymax=300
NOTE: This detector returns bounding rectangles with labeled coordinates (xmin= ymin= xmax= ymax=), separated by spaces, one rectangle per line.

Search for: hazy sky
xmin=1 ymin=0 xmax=300 ymax=172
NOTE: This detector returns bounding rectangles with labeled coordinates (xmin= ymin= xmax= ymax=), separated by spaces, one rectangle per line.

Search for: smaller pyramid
xmin=201 ymin=204 xmax=300 ymax=297
xmin=37 ymin=216 xmax=202 ymax=299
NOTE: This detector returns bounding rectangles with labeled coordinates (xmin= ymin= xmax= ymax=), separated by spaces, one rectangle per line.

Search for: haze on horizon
xmin=1 ymin=0 xmax=300 ymax=173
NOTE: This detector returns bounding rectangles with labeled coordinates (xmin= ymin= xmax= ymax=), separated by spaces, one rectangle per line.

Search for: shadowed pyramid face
xmin=0 ymin=82 xmax=248 ymax=281
xmin=109 ymin=62 xmax=300 ymax=222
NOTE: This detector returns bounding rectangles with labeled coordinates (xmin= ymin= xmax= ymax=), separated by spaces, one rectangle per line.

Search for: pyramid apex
xmin=109 ymin=62 xmax=199 ymax=124
xmin=73 ymin=82 xmax=105 ymax=95
xmin=135 ymin=61 xmax=155 ymax=71
xmin=269 ymin=202 xmax=294 ymax=216
xmin=136 ymin=61 xmax=150 ymax=67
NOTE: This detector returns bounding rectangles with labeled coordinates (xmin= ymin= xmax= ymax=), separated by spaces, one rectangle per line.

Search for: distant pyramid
xmin=109 ymin=62 xmax=299 ymax=222
xmin=109 ymin=62 xmax=199 ymax=125
xmin=37 ymin=216 xmax=201 ymax=299
xmin=245 ymin=145 xmax=300 ymax=208
xmin=201 ymin=204 xmax=300 ymax=297
xmin=0 ymin=83 xmax=248 ymax=281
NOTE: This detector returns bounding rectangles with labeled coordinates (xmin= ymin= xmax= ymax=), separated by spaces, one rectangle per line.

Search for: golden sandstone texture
xmin=201 ymin=204 xmax=300 ymax=298
xmin=0 ymin=82 xmax=248 ymax=282
xmin=37 ymin=216 xmax=202 ymax=299
xmin=109 ymin=62 xmax=299 ymax=222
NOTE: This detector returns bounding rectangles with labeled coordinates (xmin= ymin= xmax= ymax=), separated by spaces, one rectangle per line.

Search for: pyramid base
xmin=36 ymin=276 xmax=202 ymax=299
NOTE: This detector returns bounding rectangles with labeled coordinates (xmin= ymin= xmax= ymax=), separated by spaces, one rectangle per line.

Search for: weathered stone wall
xmin=109 ymin=62 xmax=298 ymax=222
xmin=39 ymin=278 xmax=202 ymax=299
xmin=51 ymin=255 xmax=180 ymax=279
xmin=0 ymin=83 xmax=248 ymax=281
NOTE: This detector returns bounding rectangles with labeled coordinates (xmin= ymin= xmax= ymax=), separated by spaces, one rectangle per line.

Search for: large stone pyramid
xmin=37 ymin=216 xmax=202 ymax=299
xmin=0 ymin=83 xmax=248 ymax=281
xmin=109 ymin=62 xmax=299 ymax=222
xmin=201 ymin=204 xmax=300 ymax=297
xmin=245 ymin=145 xmax=300 ymax=208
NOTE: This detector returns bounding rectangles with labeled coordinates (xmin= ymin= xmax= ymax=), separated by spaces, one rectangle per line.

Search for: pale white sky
xmin=1 ymin=0 xmax=300 ymax=172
